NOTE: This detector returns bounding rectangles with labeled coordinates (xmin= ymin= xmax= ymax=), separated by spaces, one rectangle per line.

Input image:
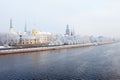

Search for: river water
xmin=0 ymin=43 xmax=120 ymax=80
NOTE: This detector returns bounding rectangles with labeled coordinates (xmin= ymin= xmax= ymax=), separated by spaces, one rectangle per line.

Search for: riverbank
xmin=0 ymin=41 xmax=116 ymax=55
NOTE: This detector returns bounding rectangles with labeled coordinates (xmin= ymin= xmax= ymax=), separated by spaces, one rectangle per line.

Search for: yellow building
xmin=13 ymin=28 xmax=53 ymax=47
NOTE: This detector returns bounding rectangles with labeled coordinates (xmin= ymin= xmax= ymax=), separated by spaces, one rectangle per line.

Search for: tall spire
xmin=65 ymin=24 xmax=70 ymax=35
xmin=71 ymin=27 xmax=75 ymax=36
xmin=9 ymin=19 xmax=13 ymax=32
xmin=10 ymin=19 xmax=13 ymax=29
xmin=71 ymin=29 xmax=73 ymax=36
xmin=24 ymin=21 xmax=27 ymax=32
xmin=73 ymin=28 xmax=75 ymax=35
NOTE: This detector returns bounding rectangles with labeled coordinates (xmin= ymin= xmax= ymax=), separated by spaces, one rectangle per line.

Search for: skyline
xmin=0 ymin=0 xmax=120 ymax=37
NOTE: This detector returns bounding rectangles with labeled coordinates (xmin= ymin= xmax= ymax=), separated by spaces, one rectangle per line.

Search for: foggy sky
xmin=0 ymin=0 xmax=120 ymax=37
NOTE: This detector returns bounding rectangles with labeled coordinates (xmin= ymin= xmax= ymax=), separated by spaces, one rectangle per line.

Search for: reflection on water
xmin=0 ymin=43 xmax=120 ymax=80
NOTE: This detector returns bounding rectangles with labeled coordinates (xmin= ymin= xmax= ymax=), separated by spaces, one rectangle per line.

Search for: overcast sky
xmin=0 ymin=0 xmax=120 ymax=37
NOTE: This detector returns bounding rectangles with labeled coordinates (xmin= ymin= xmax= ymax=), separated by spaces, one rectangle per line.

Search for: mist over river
xmin=0 ymin=43 xmax=120 ymax=80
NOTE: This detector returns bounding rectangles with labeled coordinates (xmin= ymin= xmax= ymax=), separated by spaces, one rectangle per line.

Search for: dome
xmin=32 ymin=29 xmax=40 ymax=36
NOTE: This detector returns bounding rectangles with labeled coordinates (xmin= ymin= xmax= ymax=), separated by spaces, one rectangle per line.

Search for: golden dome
xmin=32 ymin=29 xmax=40 ymax=36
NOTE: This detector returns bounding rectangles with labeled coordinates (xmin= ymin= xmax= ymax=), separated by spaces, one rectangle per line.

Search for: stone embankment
xmin=0 ymin=41 xmax=115 ymax=55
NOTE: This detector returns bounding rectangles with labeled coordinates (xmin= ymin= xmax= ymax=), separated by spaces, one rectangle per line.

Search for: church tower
xmin=65 ymin=24 xmax=70 ymax=36
xmin=9 ymin=19 xmax=17 ymax=35
xmin=9 ymin=19 xmax=13 ymax=32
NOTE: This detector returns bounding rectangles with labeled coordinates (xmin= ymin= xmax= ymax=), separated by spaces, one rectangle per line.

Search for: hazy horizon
xmin=0 ymin=0 xmax=120 ymax=38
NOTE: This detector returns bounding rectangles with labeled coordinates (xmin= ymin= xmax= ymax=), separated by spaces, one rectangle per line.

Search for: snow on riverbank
xmin=0 ymin=41 xmax=115 ymax=55
xmin=0 ymin=46 xmax=5 ymax=48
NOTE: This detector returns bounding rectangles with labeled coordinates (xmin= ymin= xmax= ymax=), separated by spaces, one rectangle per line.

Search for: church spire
xmin=24 ymin=21 xmax=27 ymax=32
xmin=10 ymin=19 xmax=13 ymax=29
xmin=65 ymin=24 xmax=70 ymax=35
xmin=9 ymin=19 xmax=14 ymax=32
xmin=71 ymin=27 xmax=75 ymax=36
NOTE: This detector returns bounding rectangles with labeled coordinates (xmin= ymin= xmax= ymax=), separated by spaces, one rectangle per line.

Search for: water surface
xmin=0 ymin=43 xmax=120 ymax=80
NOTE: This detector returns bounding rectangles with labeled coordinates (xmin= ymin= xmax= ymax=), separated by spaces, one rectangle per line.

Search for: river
xmin=0 ymin=43 xmax=120 ymax=80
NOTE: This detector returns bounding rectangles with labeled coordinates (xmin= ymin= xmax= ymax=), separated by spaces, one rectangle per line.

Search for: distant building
xmin=65 ymin=24 xmax=75 ymax=36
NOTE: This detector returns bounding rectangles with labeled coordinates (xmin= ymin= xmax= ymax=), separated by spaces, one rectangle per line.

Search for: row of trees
xmin=49 ymin=34 xmax=115 ymax=46
xmin=0 ymin=33 xmax=115 ymax=46
xmin=0 ymin=33 xmax=19 ymax=46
